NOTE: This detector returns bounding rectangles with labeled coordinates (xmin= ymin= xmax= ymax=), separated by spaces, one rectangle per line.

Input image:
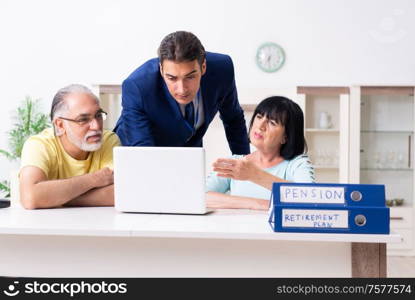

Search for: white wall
xmin=0 ymin=0 xmax=414 ymax=180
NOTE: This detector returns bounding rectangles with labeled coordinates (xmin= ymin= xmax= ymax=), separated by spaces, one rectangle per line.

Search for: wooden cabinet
xmin=297 ymin=85 xmax=415 ymax=256
xmin=296 ymin=87 xmax=350 ymax=183
xmin=349 ymin=86 xmax=415 ymax=256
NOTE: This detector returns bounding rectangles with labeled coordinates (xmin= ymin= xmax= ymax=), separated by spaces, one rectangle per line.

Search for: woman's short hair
xmin=248 ymin=96 xmax=307 ymax=160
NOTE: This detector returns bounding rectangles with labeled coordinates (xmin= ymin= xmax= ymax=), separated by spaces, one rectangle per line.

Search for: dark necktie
xmin=184 ymin=102 xmax=195 ymax=128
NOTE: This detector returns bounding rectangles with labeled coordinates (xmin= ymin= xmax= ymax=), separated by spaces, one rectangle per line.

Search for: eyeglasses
xmin=59 ymin=110 xmax=107 ymax=126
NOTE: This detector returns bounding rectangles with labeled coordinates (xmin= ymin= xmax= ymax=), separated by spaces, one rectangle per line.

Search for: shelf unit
xmin=296 ymin=86 xmax=350 ymax=183
xmin=350 ymin=86 xmax=415 ymax=256
xmin=91 ymin=84 xmax=122 ymax=130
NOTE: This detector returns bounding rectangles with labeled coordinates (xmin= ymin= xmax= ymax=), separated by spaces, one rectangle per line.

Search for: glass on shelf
xmin=361 ymin=168 xmax=413 ymax=171
xmin=361 ymin=148 xmax=411 ymax=170
xmin=309 ymin=149 xmax=339 ymax=168
xmin=373 ymin=151 xmax=383 ymax=169
xmin=386 ymin=151 xmax=396 ymax=169
xmin=361 ymin=130 xmax=414 ymax=134
xmin=397 ymin=152 xmax=406 ymax=169
xmin=306 ymin=128 xmax=339 ymax=132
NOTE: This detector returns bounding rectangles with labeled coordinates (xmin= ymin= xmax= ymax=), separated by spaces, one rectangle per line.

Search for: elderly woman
xmin=206 ymin=96 xmax=315 ymax=210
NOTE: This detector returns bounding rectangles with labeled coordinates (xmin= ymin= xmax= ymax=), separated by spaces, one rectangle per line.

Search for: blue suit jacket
xmin=114 ymin=52 xmax=250 ymax=154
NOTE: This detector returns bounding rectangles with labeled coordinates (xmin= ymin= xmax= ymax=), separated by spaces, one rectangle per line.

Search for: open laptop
xmin=114 ymin=146 xmax=211 ymax=214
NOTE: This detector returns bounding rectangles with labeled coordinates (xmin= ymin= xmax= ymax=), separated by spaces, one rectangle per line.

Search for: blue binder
xmin=273 ymin=182 xmax=386 ymax=207
xmin=269 ymin=205 xmax=390 ymax=234
xmin=269 ymin=182 xmax=390 ymax=234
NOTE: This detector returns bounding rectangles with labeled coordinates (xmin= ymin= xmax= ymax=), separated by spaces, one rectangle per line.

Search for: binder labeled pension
xmin=274 ymin=182 xmax=385 ymax=207
xmin=269 ymin=183 xmax=390 ymax=234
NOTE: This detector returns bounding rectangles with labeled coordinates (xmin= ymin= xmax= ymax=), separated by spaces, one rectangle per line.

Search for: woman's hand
xmin=206 ymin=192 xmax=269 ymax=210
xmin=213 ymin=156 xmax=287 ymax=190
xmin=212 ymin=157 xmax=260 ymax=181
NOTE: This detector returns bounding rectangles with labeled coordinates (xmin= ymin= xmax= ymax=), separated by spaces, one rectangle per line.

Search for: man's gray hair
xmin=50 ymin=84 xmax=99 ymax=135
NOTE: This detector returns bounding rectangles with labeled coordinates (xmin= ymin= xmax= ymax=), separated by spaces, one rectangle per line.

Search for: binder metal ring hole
xmin=350 ymin=191 xmax=362 ymax=202
xmin=354 ymin=214 xmax=367 ymax=227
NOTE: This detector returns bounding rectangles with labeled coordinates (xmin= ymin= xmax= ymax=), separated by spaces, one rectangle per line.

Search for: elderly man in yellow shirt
xmin=19 ymin=84 xmax=120 ymax=209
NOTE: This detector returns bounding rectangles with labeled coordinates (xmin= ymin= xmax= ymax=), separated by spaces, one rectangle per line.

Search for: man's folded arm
xmin=19 ymin=165 xmax=113 ymax=209
xmin=65 ymin=184 xmax=114 ymax=207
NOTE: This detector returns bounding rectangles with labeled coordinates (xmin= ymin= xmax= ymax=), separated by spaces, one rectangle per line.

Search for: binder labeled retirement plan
xmin=269 ymin=182 xmax=390 ymax=234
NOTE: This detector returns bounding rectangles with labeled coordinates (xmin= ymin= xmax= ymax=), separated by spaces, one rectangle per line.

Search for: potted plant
xmin=0 ymin=96 xmax=50 ymax=203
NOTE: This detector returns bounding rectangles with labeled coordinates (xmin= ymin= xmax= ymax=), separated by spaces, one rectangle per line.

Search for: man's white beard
xmin=66 ymin=126 xmax=103 ymax=152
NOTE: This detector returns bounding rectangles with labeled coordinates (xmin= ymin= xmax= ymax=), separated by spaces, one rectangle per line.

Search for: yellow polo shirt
xmin=20 ymin=128 xmax=120 ymax=180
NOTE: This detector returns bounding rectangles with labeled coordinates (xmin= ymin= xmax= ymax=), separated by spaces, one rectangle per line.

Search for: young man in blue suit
xmin=114 ymin=31 xmax=250 ymax=154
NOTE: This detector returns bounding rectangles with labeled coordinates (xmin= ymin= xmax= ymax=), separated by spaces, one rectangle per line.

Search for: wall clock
xmin=256 ymin=42 xmax=285 ymax=73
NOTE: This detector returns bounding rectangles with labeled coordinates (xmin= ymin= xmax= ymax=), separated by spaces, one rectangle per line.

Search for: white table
xmin=0 ymin=207 xmax=401 ymax=277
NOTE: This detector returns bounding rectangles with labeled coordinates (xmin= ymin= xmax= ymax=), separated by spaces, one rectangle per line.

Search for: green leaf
xmin=0 ymin=180 xmax=10 ymax=198
xmin=0 ymin=149 xmax=15 ymax=160
xmin=3 ymin=96 xmax=50 ymax=159
xmin=0 ymin=96 xmax=50 ymax=199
